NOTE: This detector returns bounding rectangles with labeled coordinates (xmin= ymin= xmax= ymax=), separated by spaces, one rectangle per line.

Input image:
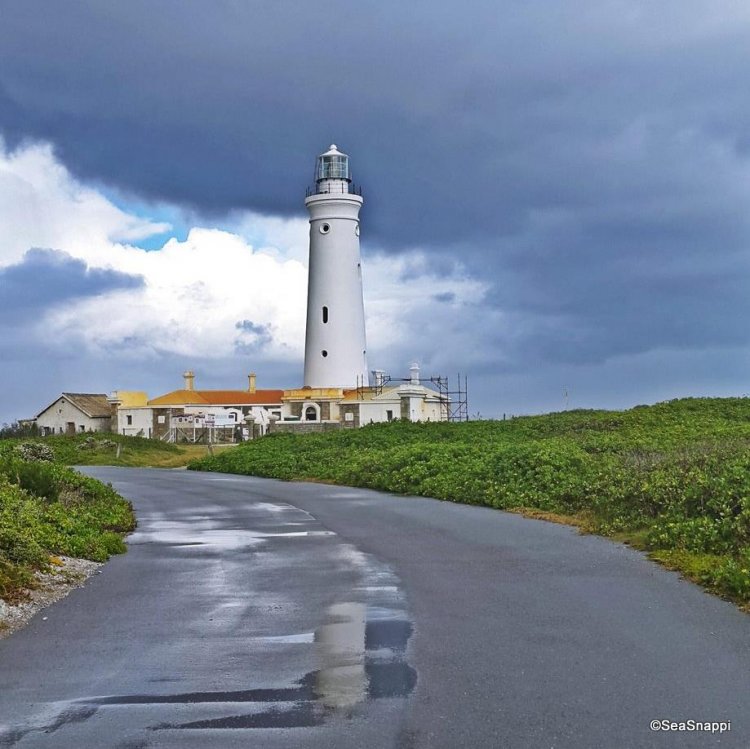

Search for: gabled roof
xmin=148 ymin=389 xmax=284 ymax=407
xmin=36 ymin=393 xmax=111 ymax=419
xmin=341 ymin=384 xmax=444 ymax=403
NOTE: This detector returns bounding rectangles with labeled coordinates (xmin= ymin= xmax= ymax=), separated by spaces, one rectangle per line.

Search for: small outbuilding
xmin=35 ymin=393 xmax=112 ymax=435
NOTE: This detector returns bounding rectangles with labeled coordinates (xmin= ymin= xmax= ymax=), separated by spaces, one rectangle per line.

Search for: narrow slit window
xmin=322 ymin=306 xmax=329 ymax=323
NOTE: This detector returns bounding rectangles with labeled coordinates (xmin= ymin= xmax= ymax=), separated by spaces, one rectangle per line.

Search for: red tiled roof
xmin=148 ymin=389 xmax=284 ymax=407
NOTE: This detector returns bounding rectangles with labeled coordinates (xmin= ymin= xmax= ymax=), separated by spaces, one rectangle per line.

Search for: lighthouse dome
xmin=315 ymin=144 xmax=350 ymax=182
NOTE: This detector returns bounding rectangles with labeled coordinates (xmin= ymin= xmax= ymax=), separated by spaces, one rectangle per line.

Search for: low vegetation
xmin=0 ymin=432 xmax=210 ymax=468
xmin=0 ymin=450 xmax=135 ymax=602
xmin=0 ymin=433 xmax=222 ymax=603
xmin=189 ymin=398 xmax=750 ymax=608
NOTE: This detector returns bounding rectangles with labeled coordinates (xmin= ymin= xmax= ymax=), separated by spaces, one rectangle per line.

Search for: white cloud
xmin=0 ymin=141 xmax=168 ymax=267
xmin=364 ymin=251 xmax=497 ymax=372
xmin=0 ymin=140 xmax=493 ymax=381
xmin=46 ymin=228 xmax=309 ymax=360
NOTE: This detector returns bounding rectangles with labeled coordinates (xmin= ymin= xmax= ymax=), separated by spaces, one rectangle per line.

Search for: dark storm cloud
xmin=234 ymin=319 xmax=273 ymax=354
xmin=433 ymin=292 xmax=456 ymax=304
xmin=0 ymin=248 xmax=143 ymax=320
xmin=1 ymin=1 xmax=750 ymax=394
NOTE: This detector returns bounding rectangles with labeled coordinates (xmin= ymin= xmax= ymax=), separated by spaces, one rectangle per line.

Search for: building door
xmin=66 ymin=422 xmax=75 ymax=435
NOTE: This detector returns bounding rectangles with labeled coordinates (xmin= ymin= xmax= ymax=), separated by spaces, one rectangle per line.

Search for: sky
xmin=1 ymin=1 xmax=750 ymax=422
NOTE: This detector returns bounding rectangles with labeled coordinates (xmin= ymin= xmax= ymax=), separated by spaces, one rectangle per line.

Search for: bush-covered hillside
xmin=0 ymin=432 xmax=186 ymax=467
xmin=190 ymin=398 xmax=750 ymax=606
xmin=0 ymin=443 xmax=136 ymax=602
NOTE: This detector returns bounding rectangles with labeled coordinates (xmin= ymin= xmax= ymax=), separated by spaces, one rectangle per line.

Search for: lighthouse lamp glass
xmin=317 ymin=155 xmax=349 ymax=181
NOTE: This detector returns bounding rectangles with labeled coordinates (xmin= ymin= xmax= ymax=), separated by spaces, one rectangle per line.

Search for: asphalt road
xmin=1 ymin=468 xmax=750 ymax=748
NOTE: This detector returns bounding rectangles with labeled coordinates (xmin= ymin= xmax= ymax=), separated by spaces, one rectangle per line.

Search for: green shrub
xmin=711 ymin=549 xmax=750 ymax=599
xmin=13 ymin=461 xmax=60 ymax=502
xmin=13 ymin=441 xmax=54 ymax=462
xmin=189 ymin=397 xmax=750 ymax=606
xmin=0 ymin=454 xmax=135 ymax=601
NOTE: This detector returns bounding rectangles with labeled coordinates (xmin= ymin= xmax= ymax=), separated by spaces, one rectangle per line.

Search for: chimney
xmin=183 ymin=370 xmax=195 ymax=391
xmin=248 ymin=372 xmax=257 ymax=393
xmin=410 ymin=362 xmax=420 ymax=385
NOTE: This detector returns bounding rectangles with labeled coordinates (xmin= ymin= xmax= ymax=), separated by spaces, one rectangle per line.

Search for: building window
xmin=157 ymin=415 xmax=166 ymax=424
xmin=126 ymin=415 xmax=133 ymax=426
xmin=320 ymin=223 xmax=331 ymax=234
xmin=322 ymin=306 xmax=329 ymax=323
xmin=79 ymin=425 xmax=85 ymax=432
xmin=305 ymin=406 xmax=317 ymax=421
xmin=321 ymin=350 xmax=328 ymax=357
xmin=386 ymin=410 xmax=393 ymax=422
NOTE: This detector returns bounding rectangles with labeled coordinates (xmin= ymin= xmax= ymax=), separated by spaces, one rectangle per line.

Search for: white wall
xmin=359 ymin=400 xmax=399 ymax=425
xmin=117 ymin=407 xmax=153 ymax=437
xmin=37 ymin=397 xmax=109 ymax=435
xmin=359 ymin=388 xmax=444 ymax=424
xmin=303 ymin=189 xmax=368 ymax=388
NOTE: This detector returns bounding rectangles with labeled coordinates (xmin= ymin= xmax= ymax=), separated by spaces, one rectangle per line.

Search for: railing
xmin=306 ymin=182 xmax=363 ymax=197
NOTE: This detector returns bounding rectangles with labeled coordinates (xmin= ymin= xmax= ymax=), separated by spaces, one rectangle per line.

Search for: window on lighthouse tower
xmin=322 ymin=306 xmax=329 ymax=323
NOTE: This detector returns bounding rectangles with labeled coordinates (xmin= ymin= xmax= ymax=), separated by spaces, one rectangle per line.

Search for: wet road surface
xmin=1 ymin=468 xmax=750 ymax=748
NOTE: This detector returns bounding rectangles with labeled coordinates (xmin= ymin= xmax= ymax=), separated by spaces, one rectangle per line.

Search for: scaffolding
xmin=354 ymin=371 xmax=469 ymax=422
xmin=355 ymin=372 xmax=390 ymax=399
xmin=429 ymin=374 xmax=469 ymax=422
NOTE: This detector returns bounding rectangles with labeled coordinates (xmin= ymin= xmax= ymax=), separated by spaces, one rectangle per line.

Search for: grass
xmin=0 ymin=433 xmax=225 ymax=469
xmin=0 ymin=434 xmax=239 ymax=602
xmin=0 ymin=457 xmax=135 ymax=603
xmin=188 ymin=397 xmax=750 ymax=610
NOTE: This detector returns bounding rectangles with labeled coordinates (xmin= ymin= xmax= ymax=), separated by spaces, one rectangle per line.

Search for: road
xmin=1 ymin=467 xmax=750 ymax=748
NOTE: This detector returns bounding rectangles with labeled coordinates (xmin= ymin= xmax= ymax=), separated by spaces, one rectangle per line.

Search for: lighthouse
xmin=303 ymin=145 xmax=369 ymax=388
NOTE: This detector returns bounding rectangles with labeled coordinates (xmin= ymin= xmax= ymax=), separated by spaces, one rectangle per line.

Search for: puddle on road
xmin=314 ymin=602 xmax=368 ymax=708
xmin=258 ymin=531 xmax=335 ymax=539
xmin=83 ymin=601 xmax=416 ymax=733
xmin=366 ymin=619 xmax=414 ymax=653
xmin=0 ymin=704 xmax=98 ymax=746
xmin=4 ymin=507 xmax=417 ymax=740
xmin=171 ymin=703 xmax=323 ymax=729
xmin=129 ymin=523 xmax=334 ymax=549
xmin=253 ymin=632 xmax=316 ymax=644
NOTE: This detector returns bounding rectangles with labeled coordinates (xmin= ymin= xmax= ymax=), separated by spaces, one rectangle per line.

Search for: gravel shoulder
xmin=0 ymin=556 xmax=102 ymax=639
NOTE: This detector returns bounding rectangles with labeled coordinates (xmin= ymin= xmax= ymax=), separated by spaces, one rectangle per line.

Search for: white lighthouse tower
xmin=303 ymin=144 xmax=368 ymax=388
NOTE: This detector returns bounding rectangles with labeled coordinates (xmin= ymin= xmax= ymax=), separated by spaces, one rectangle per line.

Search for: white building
xmin=35 ymin=393 xmax=112 ymax=435
xmin=276 ymin=363 xmax=446 ymax=432
xmin=304 ymin=145 xmax=368 ymax=388
xmin=113 ymin=372 xmax=284 ymax=442
xmin=272 ymin=145 xmax=452 ymax=432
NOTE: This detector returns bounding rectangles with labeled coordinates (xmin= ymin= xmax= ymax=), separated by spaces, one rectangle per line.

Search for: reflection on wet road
xmin=0 ymin=472 xmax=416 ymax=748
xmin=78 ymin=602 xmax=416 ymax=732
xmin=316 ymin=602 xmax=368 ymax=709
